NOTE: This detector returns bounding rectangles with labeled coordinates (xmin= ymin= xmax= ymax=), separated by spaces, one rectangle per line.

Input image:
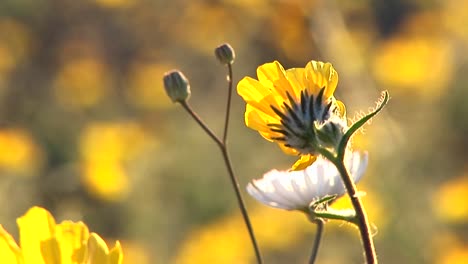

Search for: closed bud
xmin=214 ymin=43 xmax=235 ymax=65
xmin=314 ymin=116 xmax=348 ymax=150
xmin=163 ymin=70 xmax=191 ymax=102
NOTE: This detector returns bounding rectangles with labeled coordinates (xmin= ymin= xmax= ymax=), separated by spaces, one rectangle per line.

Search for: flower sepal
xmin=308 ymin=206 xmax=358 ymax=225
xmin=337 ymin=91 xmax=389 ymax=156
xmin=313 ymin=116 xmax=348 ymax=154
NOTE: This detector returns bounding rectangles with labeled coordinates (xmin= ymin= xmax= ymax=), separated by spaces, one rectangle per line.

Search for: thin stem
xmin=308 ymin=218 xmax=324 ymax=264
xmin=180 ymin=101 xmax=223 ymax=148
xmin=179 ymin=101 xmax=263 ymax=264
xmin=320 ymin=148 xmax=377 ymax=263
xmin=222 ymin=64 xmax=233 ymax=144
xmin=312 ymin=210 xmax=357 ymax=225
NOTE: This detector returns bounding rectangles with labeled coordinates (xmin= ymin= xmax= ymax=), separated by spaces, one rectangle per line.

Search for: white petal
xmin=246 ymin=151 xmax=368 ymax=211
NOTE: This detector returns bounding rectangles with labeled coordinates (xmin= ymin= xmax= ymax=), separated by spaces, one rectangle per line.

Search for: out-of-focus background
xmin=0 ymin=0 xmax=467 ymax=263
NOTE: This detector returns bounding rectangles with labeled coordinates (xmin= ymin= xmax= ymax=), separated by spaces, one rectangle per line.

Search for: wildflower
xmin=0 ymin=206 xmax=123 ymax=264
xmin=237 ymin=60 xmax=347 ymax=170
xmin=246 ymin=151 xmax=368 ymax=211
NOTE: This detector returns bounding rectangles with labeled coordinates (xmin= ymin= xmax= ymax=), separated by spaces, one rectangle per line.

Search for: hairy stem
xmin=319 ymin=149 xmax=377 ymax=263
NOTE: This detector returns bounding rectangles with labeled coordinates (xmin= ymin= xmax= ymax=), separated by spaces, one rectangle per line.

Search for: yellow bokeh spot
xmin=171 ymin=3 xmax=241 ymax=55
xmin=126 ymin=62 xmax=174 ymax=110
xmin=94 ymin=0 xmax=135 ymax=8
xmin=120 ymin=240 xmax=153 ymax=264
xmin=79 ymin=121 xmax=158 ymax=201
xmin=174 ymin=206 xmax=311 ymax=264
xmin=80 ymin=121 xmax=157 ymax=162
xmin=0 ymin=128 xmax=42 ymax=175
xmin=82 ymin=162 xmax=130 ymax=202
xmin=434 ymin=234 xmax=468 ymax=264
xmin=372 ymin=36 xmax=453 ymax=99
xmin=54 ymin=57 xmax=112 ymax=110
xmin=331 ymin=187 xmax=386 ymax=232
xmin=433 ymin=175 xmax=468 ymax=222
xmin=0 ymin=18 xmax=31 ymax=73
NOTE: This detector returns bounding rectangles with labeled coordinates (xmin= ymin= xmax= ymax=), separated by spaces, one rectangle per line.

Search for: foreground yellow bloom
xmin=237 ymin=61 xmax=346 ymax=170
xmin=0 ymin=207 xmax=123 ymax=264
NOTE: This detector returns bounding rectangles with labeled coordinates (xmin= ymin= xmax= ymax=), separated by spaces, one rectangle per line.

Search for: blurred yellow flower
xmin=434 ymin=234 xmax=468 ymax=264
xmin=79 ymin=121 xmax=158 ymax=201
xmin=0 ymin=206 xmax=123 ymax=264
xmin=0 ymin=19 xmax=31 ymax=73
xmin=0 ymin=128 xmax=43 ymax=175
xmin=433 ymin=174 xmax=468 ymax=222
xmin=237 ymin=60 xmax=346 ymax=170
xmin=54 ymin=57 xmax=112 ymax=110
xmin=120 ymin=240 xmax=151 ymax=264
xmin=174 ymin=206 xmax=309 ymax=264
xmin=126 ymin=62 xmax=174 ymax=109
xmin=331 ymin=186 xmax=387 ymax=232
xmin=82 ymin=162 xmax=130 ymax=202
xmin=94 ymin=0 xmax=135 ymax=9
xmin=372 ymin=36 xmax=453 ymax=99
xmin=171 ymin=3 xmax=241 ymax=55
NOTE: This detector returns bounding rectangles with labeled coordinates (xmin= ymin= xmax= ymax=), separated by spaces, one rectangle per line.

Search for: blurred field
xmin=0 ymin=0 xmax=467 ymax=263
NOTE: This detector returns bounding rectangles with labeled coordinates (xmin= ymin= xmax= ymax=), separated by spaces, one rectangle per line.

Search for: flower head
xmin=246 ymin=151 xmax=368 ymax=211
xmin=237 ymin=60 xmax=347 ymax=170
xmin=0 ymin=206 xmax=123 ymax=264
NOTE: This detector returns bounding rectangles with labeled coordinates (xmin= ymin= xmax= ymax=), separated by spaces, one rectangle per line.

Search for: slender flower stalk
xmin=319 ymin=148 xmax=377 ymax=263
xmin=314 ymin=91 xmax=389 ymax=264
xmin=308 ymin=218 xmax=324 ymax=264
xmin=165 ymin=49 xmax=263 ymax=263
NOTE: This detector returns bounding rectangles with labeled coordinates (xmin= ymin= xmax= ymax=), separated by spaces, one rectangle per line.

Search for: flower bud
xmin=214 ymin=43 xmax=235 ymax=65
xmin=314 ymin=116 xmax=348 ymax=150
xmin=163 ymin=70 xmax=191 ymax=102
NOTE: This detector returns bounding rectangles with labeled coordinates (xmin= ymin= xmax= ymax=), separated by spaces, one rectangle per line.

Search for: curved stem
xmin=308 ymin=218 xmax=324 ymax=264
xmin=179 ymin=101 xmax=263 ymax=264
xmin=180 ymin=101 xmax=223 ymax=148
xmin=320 ymin=148 xmax=377 ymax=263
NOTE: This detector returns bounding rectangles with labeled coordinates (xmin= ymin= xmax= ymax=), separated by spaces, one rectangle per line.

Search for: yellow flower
xmin=237 ymin=60 xmax=346 ymax=170
xmin=0 ymin=206 xmax=123 ymax=264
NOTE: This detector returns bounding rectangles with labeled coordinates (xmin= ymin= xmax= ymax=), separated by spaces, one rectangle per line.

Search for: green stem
xmin=308 ymin=218 xmax=324 ymax=264
xmin=180 ymin=101 xmax=263 ymax=264
xmin=222 ymin=64 xmax=233 ymax=144
xmin=312 ymin=210 xmax=357 ymax=225
xmin=320 ymin=148 xmax=377 ymax=263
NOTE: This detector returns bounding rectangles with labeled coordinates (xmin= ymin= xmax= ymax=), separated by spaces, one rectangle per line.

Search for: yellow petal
xmin=285 ymin=67 xmax=306 ymax=98
xmin=17 ymin=207 xmax=59 ymax=264
xmin=237 ymin=77 xmax=281 ymax=117
xmin=256 ymin=61 xmax=297 ymax=99
xmin=304 ymin=61 xmax=338 ymax=99
xmin=55 ymin=221 xmax=89 ymax=264
xmin=87 ymin=233 xmax=110 ymax=264
xmin=245 ymin=104 xmax=279 ymax=134
xmin=336 ymin=100 xmax=346 ymax=117
xmin=108 ymin=241 xmax=123 ymax=264
xmin=0 ymin=225 xmax=23 ymax=264
xmin=290 ymin=155 xmax=317 ymax=171
xmin=278 ymin=143 xmax=299 ymax=156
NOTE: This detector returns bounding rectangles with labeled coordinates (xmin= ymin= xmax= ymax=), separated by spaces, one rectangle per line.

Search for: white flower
xmin=246 ymin=151 xmax=368 ymax=211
